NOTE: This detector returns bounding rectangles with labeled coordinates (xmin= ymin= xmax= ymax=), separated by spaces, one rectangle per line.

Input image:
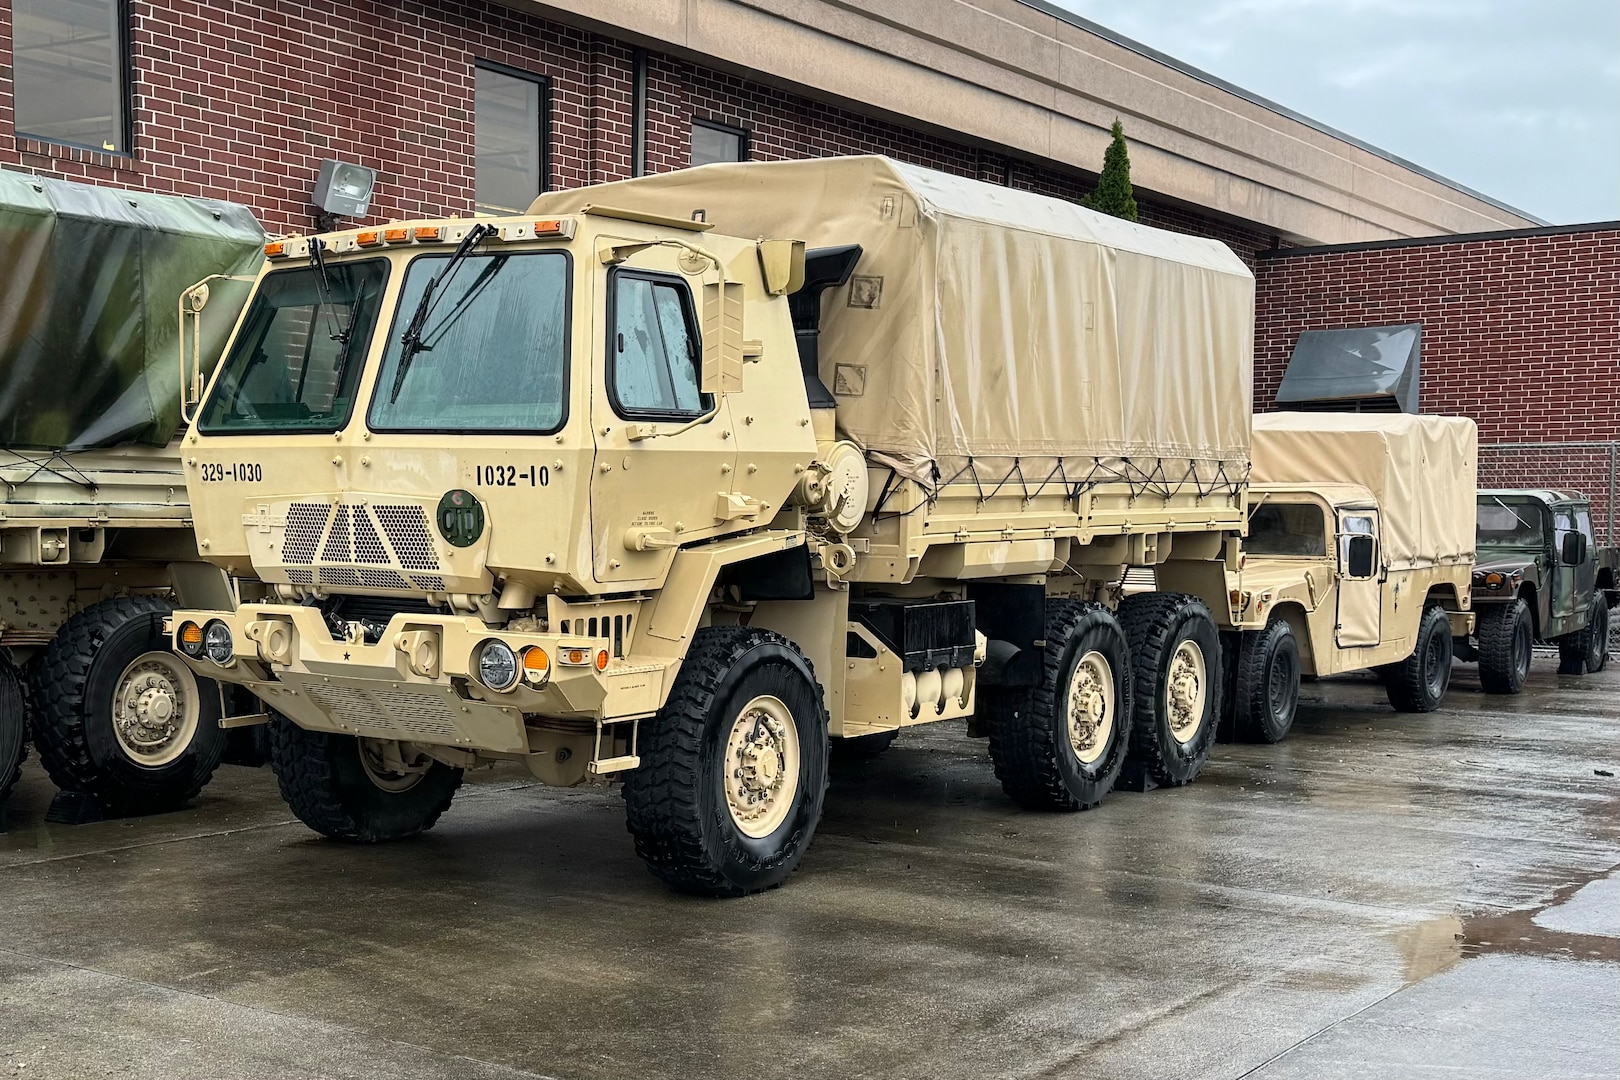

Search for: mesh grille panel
xmin=320 ymin=505 xmax=353 ymax=562
xmin=357 ymin=569 xmax=410 ymax=590
xmin=318 ymin=567 xmax=361 ymax=587
xmin=285 ymin=568 xmax=313 ymax=585
xmin=283 ymin=503 xmax=330 ymax=565
xmin=410 ymin=575 xmax=446 ymax=591
xmin=353 ymin=510 xmax=389 ymax=564
xmin=374 ymin=505 xmax=439 ymax=570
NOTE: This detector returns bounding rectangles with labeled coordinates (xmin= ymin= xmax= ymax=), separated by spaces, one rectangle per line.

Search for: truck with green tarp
xmin=0 ymin=171 xmax=263 ymax=811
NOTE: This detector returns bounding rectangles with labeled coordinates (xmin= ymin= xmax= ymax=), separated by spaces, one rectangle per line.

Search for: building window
xmin=690 ymin=119 xmax=748 ymax=167
xmin=474 ymin=62 xmax=549 ymax=216
xmin=12 ymin=0 xmax=131 ymax=153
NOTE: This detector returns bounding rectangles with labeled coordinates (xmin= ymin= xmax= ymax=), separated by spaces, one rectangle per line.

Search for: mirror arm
xmin=178 ymin=272 xmax=258 ymax=424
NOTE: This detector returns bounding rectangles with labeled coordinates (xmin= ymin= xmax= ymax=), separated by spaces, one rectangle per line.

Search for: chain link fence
xmin=1478 ymin=441 xmax=1619 ymax=545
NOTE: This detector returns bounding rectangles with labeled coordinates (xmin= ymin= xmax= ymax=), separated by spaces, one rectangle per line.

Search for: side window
xmin=1576 ymin=509 xmax=1595 ymax=543
xmin=1246 ymin=502 xmax=1327 ymax=557
xmin=609 ymin=272 xmax=707 ymax=418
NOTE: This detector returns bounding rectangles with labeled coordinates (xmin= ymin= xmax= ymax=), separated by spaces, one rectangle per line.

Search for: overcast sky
xmin=1050 ymin=0 xmax=1620 ymax=225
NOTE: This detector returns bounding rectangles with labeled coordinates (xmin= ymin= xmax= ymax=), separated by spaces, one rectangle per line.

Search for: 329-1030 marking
xmin=198 ymin=462 xmax=263 ymax=482
xmin=474 ymin=464 xmax=549 ymax=487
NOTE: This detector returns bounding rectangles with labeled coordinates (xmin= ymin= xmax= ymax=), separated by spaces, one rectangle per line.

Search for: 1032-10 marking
xmin=199 ymin=462 xmax=263 ymax=482
xmin=474 ymin=464 xmax=550 ymax=488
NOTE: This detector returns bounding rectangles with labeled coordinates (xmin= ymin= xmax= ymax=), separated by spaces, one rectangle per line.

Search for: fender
xmin=639 ymin=529 xmax=809 ymax=659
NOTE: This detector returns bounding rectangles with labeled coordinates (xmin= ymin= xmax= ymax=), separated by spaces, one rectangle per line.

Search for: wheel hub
xmin=111 ymin=653 xmax=200 ymax=765
xmin=1066 ymin=651 xmax=1116 ymax=765
xmin=358 ymin=739 xmax=432 ymax=792
xmin=1166 ymin=640 xmax=1207 ymax=743
xmin=724 ymin=696 xmax=800 ymax=838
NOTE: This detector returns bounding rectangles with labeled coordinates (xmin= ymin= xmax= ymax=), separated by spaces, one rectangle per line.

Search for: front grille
xmin=321 ymin=505 xmax=353 ymax=562
xmin=374 ymin=505 xmax=439 ymax=570
xmin=265 ymin=501 xmax=447 ymax=592
xmin=283 ymin=503 xmax=328 ymax=564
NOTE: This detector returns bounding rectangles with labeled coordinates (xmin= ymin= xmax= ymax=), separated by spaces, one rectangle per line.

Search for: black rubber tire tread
xmin=268 ymin=713 xmax=463 ymax=842
xmin=986 ymin=599 xmax=1132 ymax=811
xmin=1118 ymin=592 xmax=1222 ymax=787
xmin=0 ymin=661 xmax=26 ymax=805
xmin=623 ymin=627 xmax=830 ymax=897
xmin=28 ymin=596 xmax=226 ymax=814
xmin=1385 ymin=604 xmax=1453 ymax=713
xmin=830 ymin=729 xmax=898 ymax=761
xmin=1558 ymin=591 xmax=1609 ymax=675
xmin=1477 ymin=598 xmax=1533 ymax=694
xmin=1232 ymin=619 xmax=1301 ymax=744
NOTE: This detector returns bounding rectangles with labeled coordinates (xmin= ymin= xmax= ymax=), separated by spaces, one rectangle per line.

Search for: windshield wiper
xmin=392 ymin=223 xmax=495 ymax=403
xmin=307 ymin=237 xmax=351 ymax=344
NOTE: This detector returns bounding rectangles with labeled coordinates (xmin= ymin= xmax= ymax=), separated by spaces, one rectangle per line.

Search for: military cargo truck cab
xmin=1461 ymin=490 xmax=1618 ymax=692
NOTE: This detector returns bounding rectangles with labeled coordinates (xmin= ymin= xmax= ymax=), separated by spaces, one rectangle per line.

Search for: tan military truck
xmin=164 ymin=156 xmax=1256 ymax=894
xmin=0 ymin=173 xmax=262 ymax=812
xmin=1219 ymin=413 xmax=1476 ymax=742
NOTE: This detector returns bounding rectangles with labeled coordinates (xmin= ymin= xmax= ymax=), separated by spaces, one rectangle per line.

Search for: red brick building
xmin=1256 ymin=223 xmax=1620 ymax=537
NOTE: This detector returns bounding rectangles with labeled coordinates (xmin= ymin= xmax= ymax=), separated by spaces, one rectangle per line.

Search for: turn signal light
xmin=595 ymin=649 xmax=610 ymax=672
xmin=521 ymin=647 xmax=550 ymax=686
xmin=178 ymin=621 xmax=205 ymax=658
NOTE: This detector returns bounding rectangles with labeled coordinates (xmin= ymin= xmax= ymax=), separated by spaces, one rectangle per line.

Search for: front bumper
xmin=168 ymin=604 xmax=672 ymax=755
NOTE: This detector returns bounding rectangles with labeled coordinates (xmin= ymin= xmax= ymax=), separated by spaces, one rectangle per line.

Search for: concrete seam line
xmin=1233 ymin=983 xmax=1407 ymax=1079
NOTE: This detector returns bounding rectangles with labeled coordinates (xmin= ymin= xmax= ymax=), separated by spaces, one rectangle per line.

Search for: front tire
xmin=29 ymin=597 xmax=226 ymax=814
xmin=1477 ymin=598 xmax=1533 ymax=694
xmin=269 ymin=715 xmax=463 ymax=842
xmin=1232 ymin=618 xmax=1301 ymax=744
xmin=0 ymin=662 xmax=26 ymax=805
xmin=624 ymin=627 xmax=829 ymax=897
xmin=1386 ymin=604 xmax=1452 ymax=713
xmin=1119 ymin=593 xmax=1221 ymax=786
xmin=986 ymin=600 xmax=1132 ymax=811
xmin=1558 ymin=592 xmax=1610 ymax=675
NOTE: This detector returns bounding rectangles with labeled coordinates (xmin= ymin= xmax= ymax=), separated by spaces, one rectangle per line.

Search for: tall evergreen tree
xmin=1083 ymin=119 xmax=1139 ymax=222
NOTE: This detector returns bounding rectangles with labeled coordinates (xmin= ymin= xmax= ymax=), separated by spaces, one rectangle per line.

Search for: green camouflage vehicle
xmin=1459 ymin=490 xmax=1619 ymax=694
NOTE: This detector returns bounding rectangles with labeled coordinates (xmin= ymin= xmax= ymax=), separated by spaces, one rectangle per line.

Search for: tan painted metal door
xmin=1336 ymin=509 xmax=1383 ymax=648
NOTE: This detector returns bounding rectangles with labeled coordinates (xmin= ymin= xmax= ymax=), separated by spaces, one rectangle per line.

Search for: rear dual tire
xmin=1119 ymin=593 xmax=1221 ymax=786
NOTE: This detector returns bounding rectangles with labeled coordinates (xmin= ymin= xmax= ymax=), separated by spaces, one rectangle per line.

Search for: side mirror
xmin=701 ymin=279 xmax=744 ymax=395
xmin=757 ymin=239 xmax=806 ymax=296
xmin=1561 ymin=531 xmax=1587 ymax=566
xmin=1345 ymin=534 xmax=1376 ymax=579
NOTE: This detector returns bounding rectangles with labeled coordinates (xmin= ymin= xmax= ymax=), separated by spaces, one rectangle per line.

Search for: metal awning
xmin=1275 ymin=324 xmax=1421 ymax=413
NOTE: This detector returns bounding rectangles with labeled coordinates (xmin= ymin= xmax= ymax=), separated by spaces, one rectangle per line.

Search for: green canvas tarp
xmin=0 ymin=171 xmax=265 ymax=449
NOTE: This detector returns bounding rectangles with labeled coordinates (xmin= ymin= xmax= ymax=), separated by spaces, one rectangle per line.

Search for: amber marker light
xmin=414 ymin=226 xmax=445 ymax=241
xmin=355 ymin=230 xmax=383 ymax=247
xmin=559 ymin=647 xmax=591 ymax=667
xmin=521 ymin=646 xmax=551 ymax=686
xmin=383 ymin=227 xmax=412 ymax=244
xmin=533 ymin=219 xmax=564 ymax=235
xmin=594 ymin=649 xmax=610 ymax=672
xmin=263 ymin=240 xmax=287 ymax=257
xmin=178 ymin=621 xmax=205 ymax=658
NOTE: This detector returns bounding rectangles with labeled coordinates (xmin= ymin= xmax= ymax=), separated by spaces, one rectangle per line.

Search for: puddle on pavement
xmin=1395 ymin=864 xmax=1620 ymax=983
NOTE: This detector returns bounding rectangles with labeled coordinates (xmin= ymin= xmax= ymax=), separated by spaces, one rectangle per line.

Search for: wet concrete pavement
xmin=3 ymin=657 xmax=1618 ymax=1080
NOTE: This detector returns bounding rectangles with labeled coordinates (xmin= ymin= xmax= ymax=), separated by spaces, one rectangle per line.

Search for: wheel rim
xmin=1425 ymin=629 xmax=1449 ymax=697
xmin=1269 ymin=643 xmax=1299 ymax=722
xmin=358 ymin=738 xmax=432 ymax=793
xmin=1065 ymin=649 xmax=1117 ymax=765
xmin=111 ymin=651 xmax=202 ymax=768
xmin=724 ymin=695 xmax=801 ymax=839
xmin=1165 ymin=639 xmax=1207 ymax=745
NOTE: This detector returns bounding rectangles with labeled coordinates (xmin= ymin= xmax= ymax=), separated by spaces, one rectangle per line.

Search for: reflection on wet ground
xmin=2 ymin=658 xmax=1618 ymax=1079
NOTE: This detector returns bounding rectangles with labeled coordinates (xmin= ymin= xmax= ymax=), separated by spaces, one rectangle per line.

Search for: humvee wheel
xmin=29 ymin=596 xmax=226 ymax=815
xmin=0 ymin=662 xmax=26 ymax=805
xmin=987 ymin=599 xmax=1131 ymax=811
xmin=1119 ymin=593 xmax=1220 ymax=787
xmin=1478 ymin=598 xmax=1533 ymax=694
xmin=1233 ymin=618 xmax=1301 ymax=744
xmin=1559 ymin=591 xmax=1610 ymax=675
xmin=624 ymin=627 xmax=829 ymax=897
xmin=1386 ymin=605 xmax=1452 ymax=713
xmin=269 ymin=716 xmax=462 ymax=842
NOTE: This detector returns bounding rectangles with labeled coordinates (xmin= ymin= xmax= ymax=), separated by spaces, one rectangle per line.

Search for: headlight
xmin=476 ymin=639 xmax=519 ymax=692
xmin=178 ymin=621 xmax=205 ymax=659
xmin=203 ymin=620 xmax=234 ymax=664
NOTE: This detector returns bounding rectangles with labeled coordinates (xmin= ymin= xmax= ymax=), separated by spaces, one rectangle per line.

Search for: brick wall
xmin=0 ymin=0 xmax=1274 ymax=259
xmin=1255 ymin=226 xmax=1620 ymax=536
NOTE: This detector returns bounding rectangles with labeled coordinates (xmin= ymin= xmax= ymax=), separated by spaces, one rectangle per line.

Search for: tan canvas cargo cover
xmin=1251 ymin=413 xmax=1477 ymax=569
xmin=531 ymin=156 xmax=1254 ymax=491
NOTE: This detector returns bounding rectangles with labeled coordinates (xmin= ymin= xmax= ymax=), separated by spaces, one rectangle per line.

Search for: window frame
xmin=365 ymin=249 xmax=575 ymax=438
xmin=473 ymin=59 xmax=553 ymax=216
xmin=604 ymin=267 xmax=711 ymax=422
xmin=1244 ymin=500 xmax=1329 ymax=559
xmin=12 ymin=0 xmax=136 ymax=156
xmin=196 ymin=258 xmax=393 ymax=437
xmin=690 ymin=117 xmax=750 ymax=167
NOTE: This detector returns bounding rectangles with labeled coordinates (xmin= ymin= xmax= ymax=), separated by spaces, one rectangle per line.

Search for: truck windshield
xmin=1477 ymin=500 xmax=1543 ymax=546
xmin=369 ymin=251 xmax=569 ymax=433
xmin=198 ymin=260 xmax=388 ymax=434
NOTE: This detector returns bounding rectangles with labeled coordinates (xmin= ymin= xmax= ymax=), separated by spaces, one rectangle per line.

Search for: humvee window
xmin=199 ymin=260 xmax=388 ymax=433
xmin=1247 ymin=502 xmax=1327 ymax=556
xmin=1477 ymin=501 xmax=1543 ymax=545
xmin=609 ymin=270 xmax=707 ymax=418
xmin=370 ymin=252 xmax=569 ymax=433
